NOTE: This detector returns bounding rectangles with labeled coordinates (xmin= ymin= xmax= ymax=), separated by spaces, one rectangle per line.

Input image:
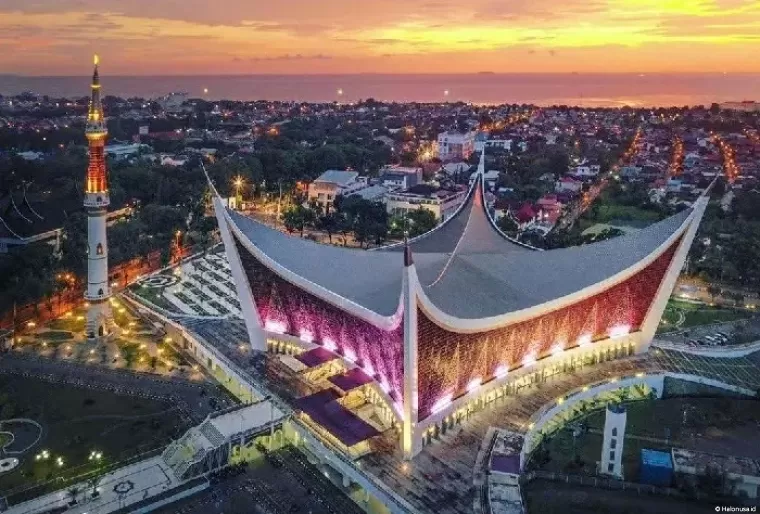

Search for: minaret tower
xmin=84 ymin=54 xmax=113 ymax=339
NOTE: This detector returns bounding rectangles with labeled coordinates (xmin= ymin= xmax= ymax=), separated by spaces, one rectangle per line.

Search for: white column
xmin=600 ymin=404 xmax=627 ymax=479
xmin=638 ymin=196 xmax=708 ymax=352
xmin=402 ymin=265 xmax=420 ymax=459
xmin=86 ymin=209 xmax=110 ymax=299
xmin=214 ymin=197 xmax=267 ymax=351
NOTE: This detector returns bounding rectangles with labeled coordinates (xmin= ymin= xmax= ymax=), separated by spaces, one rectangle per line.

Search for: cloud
xmin=233 ymin=54 xmax=334 ymax=62
xmin=1 ymin=0 xmax=760 ymax=74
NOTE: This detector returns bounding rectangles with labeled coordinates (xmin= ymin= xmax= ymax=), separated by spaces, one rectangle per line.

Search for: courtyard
xmin=130 ymin=250 xmax=241 ymax=318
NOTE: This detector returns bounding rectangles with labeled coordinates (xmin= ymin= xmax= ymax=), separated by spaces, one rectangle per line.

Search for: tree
xmin=406 ymin=208 xmax=437 ymax=238
xmin=68 ymin=486 xmax=80 ymax=506
xmin=282 ymin=205 xmax=315 ymax=237
xmin=707 ymin=285 xmax=722 ymax=302
xmin=497 ymin=215 xmax=519 ymax=238
xmin=87 ymin=476 xmax=102 ymax=499
xmin=315 ymin=213 xmax=339 ymax=243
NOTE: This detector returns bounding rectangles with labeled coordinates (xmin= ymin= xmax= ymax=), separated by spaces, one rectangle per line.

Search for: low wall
xmin=653 ymin=339 xmax=760 ymax=358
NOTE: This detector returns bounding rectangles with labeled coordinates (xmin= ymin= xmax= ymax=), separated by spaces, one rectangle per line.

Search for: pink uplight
xmin=264 ymin=320 xmax=286 ymax=334
xmin=578 ymin=334 xmax=592 ymax=347
xmin=610 ymin=325 xmax=631 ymax=339
xmin=522 ymin=353 xmax=536 ymax=367
xmin=431 ymin=394 xmax=453 ymax=415
xmin=363 ymin=363 xmax=375 ymax=376
xmin=343 ymin=348 xmax=357 ymax=363
xmin=551 ymin=344 xmax=565 ymax=356
xmin=323 ymin=338 xmax=337 ymax=351
xmin=495 ymin=364 xmax=509 ymax=379
xmin=299 ymin=329 xmax=313 ymax=343
xmin=467 ymin=378 xmax=482 ymax=392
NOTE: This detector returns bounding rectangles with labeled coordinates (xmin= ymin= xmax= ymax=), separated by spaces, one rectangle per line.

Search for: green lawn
xmin=659 ymin=300 xmax=748 ymax=332
xmin=0 ymin=375 xmax=190 ymax=499
xmin=35 ymin=331 xmax=74 ymax=341
xmin=130 ymin=285 xmax=177 ymax=312
xmin=583 ymin=204 xmax=663 ymax=225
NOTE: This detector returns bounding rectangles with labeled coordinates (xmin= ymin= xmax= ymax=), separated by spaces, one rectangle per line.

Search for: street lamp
xmin=233 ymin=176 xmax=244 ymax=209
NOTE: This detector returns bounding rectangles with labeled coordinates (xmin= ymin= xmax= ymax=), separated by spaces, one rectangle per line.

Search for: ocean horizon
xmin=1 ymin=72 xmax=759 ymax=108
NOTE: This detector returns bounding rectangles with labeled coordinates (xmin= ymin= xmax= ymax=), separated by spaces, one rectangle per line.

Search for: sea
xmin=0 ymin=73 xmax=759 ymax=108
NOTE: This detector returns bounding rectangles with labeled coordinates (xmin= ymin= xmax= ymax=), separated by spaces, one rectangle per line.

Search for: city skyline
xmin=2 ymin=0 xmax=760 ymax=76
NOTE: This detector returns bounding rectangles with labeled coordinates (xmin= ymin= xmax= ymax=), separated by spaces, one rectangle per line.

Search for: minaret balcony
xmin=85 ymin=288 xmax=111 ymax=302
xmin=84 ymin=191 xmax=110 ymax=208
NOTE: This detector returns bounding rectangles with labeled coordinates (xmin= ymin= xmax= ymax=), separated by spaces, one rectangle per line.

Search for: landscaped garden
xmin=659 ymin=299 xmax=749 ymax=332
xmin=0 ymin=374 xmax=191 ymax=501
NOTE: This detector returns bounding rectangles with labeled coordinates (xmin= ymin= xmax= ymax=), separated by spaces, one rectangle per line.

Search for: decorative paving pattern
xmin=139 ymin=275 xmax=181 ymax=288
xmin=113 ymin=479 xmax=135 ymax=494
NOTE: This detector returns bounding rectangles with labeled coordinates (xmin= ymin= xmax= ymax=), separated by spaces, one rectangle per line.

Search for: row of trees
xmin=689 ymin=190 xmax=760 ymax=290
xmin=282 ymin=196 xmax=437 ymax=248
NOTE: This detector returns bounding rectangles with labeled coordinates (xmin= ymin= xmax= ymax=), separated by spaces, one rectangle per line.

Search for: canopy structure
xmin=212 ymin=155 xmax=709 ymax=458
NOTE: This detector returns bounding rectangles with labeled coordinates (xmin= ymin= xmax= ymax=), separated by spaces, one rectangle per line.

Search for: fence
xmin=2 ymin=447 xmax=165 ymax=508
xmin=521 ymin=469 xmax=734 ymax=504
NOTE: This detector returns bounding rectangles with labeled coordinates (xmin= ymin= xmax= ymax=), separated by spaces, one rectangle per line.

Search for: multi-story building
xmin=385 ymin=184 xmax=467 ymax=221
xmin=307 ymin=170 xmax=368 ymax=211
xmin=437 ymin=130 xmax=476 ymax=161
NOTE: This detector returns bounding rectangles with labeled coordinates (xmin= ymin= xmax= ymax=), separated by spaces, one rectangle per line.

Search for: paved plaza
xmin=133 ymin=251 xmax=241 ymax=318
xmin=5 ymin=456 xmax=180 ymax=514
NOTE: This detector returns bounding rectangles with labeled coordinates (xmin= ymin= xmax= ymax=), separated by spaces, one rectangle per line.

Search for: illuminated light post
xmin=233 ymin=176 xmax=244 ymax=209
xmin=174 ymin=230 xmax=183 ymax=262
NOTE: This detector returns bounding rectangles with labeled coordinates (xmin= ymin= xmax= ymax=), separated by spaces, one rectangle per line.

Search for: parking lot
xmin=153 ymin=447 xmax=365 ymax=514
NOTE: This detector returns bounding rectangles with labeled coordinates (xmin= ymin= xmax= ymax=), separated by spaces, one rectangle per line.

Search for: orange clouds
xmin=0 ymin=0 xmax=759 ymax=74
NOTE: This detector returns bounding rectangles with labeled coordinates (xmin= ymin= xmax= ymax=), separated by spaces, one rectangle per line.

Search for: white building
xmin=600 ymin=403 xmax=627 ymax=479
xmin=719 ymin=101 xmax=760 ymax=113
xmin=469 ymin=170 xmax=500 ymax=191
xmin=161 ymin=154 xmax=189 ymax=167
xmin=17 ymin=151 xmax=44 ymax=161
xmin=105 ymin=143 xmax=151 ymax=161
xmin=437 ymin=131 xmax=476 ymax=161
xmin=442 ymin=161 xmax=470 ymax=177
xmin=308 ymin=170 xmax=369 ymax=211
xmin=572 ymin=162 xmax=601 ymax=178
xmin=385 ymin=184 xmax=467 ymax=221
xmin=555 ymin=176 xmax=583 ymax=194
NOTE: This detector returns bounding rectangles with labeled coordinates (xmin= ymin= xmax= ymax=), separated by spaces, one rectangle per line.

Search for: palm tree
xmin=87 ymin=476 xmax=101 ymax=499
xmin=67 ymin=486 xmax=80 ymax=505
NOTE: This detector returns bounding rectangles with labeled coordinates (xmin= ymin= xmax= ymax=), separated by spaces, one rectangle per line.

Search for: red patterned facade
xmin=87 ymin=143 xmax=107 ymax=194
xmin=235 ymin=239 xmax=405 ymax=401
xmin=416 ymin=239 xmax=680 ymax=420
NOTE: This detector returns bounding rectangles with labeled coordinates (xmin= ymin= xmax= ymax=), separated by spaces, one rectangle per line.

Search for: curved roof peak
xmin=377 ymin=159 xmax=535 ymax=257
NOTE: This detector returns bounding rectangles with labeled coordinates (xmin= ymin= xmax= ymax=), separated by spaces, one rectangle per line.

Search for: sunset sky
xmin=2 ymin=0 xmax=760 ymax=75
